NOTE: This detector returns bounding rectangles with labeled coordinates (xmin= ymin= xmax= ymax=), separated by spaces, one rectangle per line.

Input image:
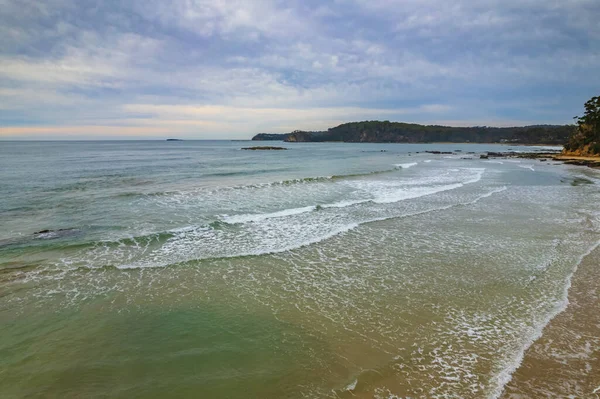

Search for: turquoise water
xmin=1 ymin=141 xmax=599 ymax=398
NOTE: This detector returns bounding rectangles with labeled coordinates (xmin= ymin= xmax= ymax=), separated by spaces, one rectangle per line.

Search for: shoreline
xmin=500 ymin=241 xmax=600 ymax=398
xmin=494 ymin=151 xmax=600 ymax=169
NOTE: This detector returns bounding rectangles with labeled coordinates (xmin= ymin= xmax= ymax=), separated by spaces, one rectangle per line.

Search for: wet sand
xmin=500 ymin=244 xmax=600 ymax=399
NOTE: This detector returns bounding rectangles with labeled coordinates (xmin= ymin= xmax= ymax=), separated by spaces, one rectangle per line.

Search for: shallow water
xmin=1 ymin=141 xmax=598 ymax=398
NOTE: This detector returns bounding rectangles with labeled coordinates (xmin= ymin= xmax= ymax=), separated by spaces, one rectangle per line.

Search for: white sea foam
xmin=116 ymin=222 xmax=361 ymax=269
xmin=222 ymin=199 xmax=373 ymax=224
xmin=518 ymin=165 xmax=535 ymax=171
xmin=322 ymin=199 xmax=371 ymax=208
xmin=424 ymin=160 xmax=432 ymax=163
xmin=395 ymin=162 xmax=418 ymax=169
xmin=222 ymin=168 xmax=484 ymax=224
xmin=222 ymin=206 xmax=316 ymax=224
xmin=344 ymin=378 xmax=358 ymax=391
xmin=477 ymin=186 xmax=507 ymax=199
xmin=372 ymin=183 xmax=464 ymax=204
xmin=112 ymin=182 xmax=508 ymax=271
xmin=62 ymin=165 xmax=504 ymax=272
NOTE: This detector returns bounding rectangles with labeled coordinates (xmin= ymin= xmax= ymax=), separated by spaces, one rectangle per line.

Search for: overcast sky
xmin=1 ymin=0 xmax=599 ymax=139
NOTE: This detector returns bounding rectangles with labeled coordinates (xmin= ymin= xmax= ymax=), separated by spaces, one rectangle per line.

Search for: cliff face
xmin=284 ymin=131 xmax=318 ymax=142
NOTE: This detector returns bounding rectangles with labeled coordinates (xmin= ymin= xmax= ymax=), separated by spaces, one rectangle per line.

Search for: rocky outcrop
xmin=284 ymin=130 xmax=323 ymax=142
xmin=242 ymin=146 xmax=287 ymax=150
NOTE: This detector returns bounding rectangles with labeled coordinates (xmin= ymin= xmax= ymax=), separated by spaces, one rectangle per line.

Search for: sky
xmin=0 ymin=0 xmax=599 ymax=140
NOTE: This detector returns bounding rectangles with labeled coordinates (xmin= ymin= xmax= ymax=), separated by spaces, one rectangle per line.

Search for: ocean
xmin=1 ymin=140 xmax=599 ymax=398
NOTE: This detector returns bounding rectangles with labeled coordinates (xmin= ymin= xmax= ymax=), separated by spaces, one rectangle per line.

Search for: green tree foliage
xmin=276 ymin=121 xmax=572 ymax=144
xmin=253 ymin=122 xmax=575 ymax=145
xmin=565 ymin=96 xmax=600 ymax=154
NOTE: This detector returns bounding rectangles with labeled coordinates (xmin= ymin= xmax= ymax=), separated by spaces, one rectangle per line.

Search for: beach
xmin=501 ymin=242 xmax=600 ymax=399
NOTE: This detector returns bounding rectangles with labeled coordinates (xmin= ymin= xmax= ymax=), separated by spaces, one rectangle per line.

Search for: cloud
xmin=0 ymin=0 xmax=598 ymax=139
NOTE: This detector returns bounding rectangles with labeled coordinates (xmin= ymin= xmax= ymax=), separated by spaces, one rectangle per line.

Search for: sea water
xmin=0 ymin=141 xmax=598 ymax=398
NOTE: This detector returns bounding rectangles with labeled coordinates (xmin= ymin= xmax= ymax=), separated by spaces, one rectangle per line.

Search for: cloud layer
xmin=1 ymin=0 xmax=599 ymax=139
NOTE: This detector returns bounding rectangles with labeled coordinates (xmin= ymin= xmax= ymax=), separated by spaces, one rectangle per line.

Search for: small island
xmin=242 ymin=146 xmax=287 ymax=150
xmin=166 ymin=138 xmax=183 ymax=141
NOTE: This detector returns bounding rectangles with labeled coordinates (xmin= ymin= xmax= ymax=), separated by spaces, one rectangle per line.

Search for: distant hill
xmin=563 ymin=96 xmax=600 ymax=156
xmin=252 ymin=121 xmax=573 ymax=145
xmin=251 ymin=133 xmax=288 ymax=141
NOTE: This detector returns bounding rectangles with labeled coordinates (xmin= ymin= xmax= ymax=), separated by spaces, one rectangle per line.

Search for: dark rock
xmin=33 ymin=228 xmax=80 ymax=239
xmin=242 ymin=146 xmax=287 ymax=150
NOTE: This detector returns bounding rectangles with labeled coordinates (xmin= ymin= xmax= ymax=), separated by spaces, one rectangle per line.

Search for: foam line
xmin=222 ymin=206 xmax=316 ymax=224
xmin=116 ymin=186 xmax=508 ymax=270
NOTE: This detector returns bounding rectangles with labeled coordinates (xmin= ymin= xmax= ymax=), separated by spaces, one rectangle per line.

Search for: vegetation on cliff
xmin=252 ymin=133 xmax=289 ymax=141
xmin=252 ymin=122 xmax=573 ymax=144
xmin=564 ymin=96 xmax=600 ymax=156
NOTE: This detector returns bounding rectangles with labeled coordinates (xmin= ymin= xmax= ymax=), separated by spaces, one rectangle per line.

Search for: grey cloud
xmin=0 ymin=0 xmax=598 ymax=138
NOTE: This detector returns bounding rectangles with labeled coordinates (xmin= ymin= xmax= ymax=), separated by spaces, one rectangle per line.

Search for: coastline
xmin=554 ymin=154 xmax=600 ymax=162
xmin=519 ymin=152 xmax=600 ymax=168
xmin=500 ymin=243 xmax=600 ymax=398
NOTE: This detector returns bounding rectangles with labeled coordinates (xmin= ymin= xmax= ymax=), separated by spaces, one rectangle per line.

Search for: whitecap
xmin=222 ymin=205 xmax=316 ymax=224
xmin=395 ymin=162 xmax=418 ymax=169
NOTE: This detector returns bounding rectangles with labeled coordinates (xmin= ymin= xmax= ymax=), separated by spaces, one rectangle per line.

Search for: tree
xmin=574 ymin=96 xmax=600 ymax=131
xmin=565 ymin=96 xmax=600 ymax=154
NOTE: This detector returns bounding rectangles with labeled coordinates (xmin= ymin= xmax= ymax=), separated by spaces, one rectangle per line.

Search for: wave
xmin=222 ymin=206 xmax=317 ymax=224
xmin=202 ymin=168 xmax=291 ymax=178
xmin=28 ymin=168 xmax=493 ymax=272
xmin=0 ymin=183 xmax=510 ymax=281
xmin=76 ymin=185 xmax=502 ymax=271
xmin=322 ymin=199 xmax=371 ymax=208
xmin=136 ymin=167 xmax=406 ymax=198
xmin=113 ymin=222 xmax=361 ymax=270
xmin=395 ymin=162 xmax=418 ymax=169
xmin=221 ymin=169 xmax=484 ymax=223
xmin=222 ymin=198 xmax=379 ymax=224
xmin=222 ymin=168 xmax=401 ymax=189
